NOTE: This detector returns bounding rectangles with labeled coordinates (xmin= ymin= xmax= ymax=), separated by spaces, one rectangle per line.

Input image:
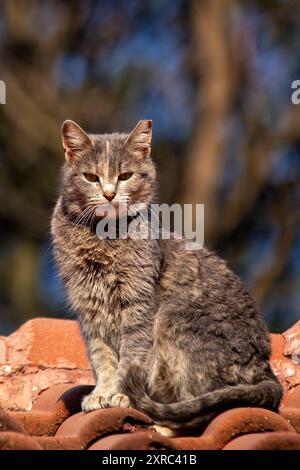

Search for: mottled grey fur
xmin=51 ymin=119 xmax=282 ymax=432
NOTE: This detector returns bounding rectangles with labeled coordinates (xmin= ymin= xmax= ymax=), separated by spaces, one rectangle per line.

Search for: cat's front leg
xmin=116 ymin=301 xmax=153 ymax=388
xmin=81 ymin=336 xmax=130 ymax=412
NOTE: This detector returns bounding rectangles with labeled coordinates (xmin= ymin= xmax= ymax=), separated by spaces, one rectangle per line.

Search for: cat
xmin=51 ymin=119 xmax=283 ymax=434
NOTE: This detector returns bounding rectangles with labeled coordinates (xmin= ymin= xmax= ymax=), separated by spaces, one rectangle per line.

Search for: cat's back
xmin=160 ymin=239 xmax=269 ymax=336
xmin=157 ymin=240 xmax=271 ymax=381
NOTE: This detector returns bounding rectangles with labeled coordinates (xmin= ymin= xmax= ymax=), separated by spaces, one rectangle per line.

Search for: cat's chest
xmin=65 ymin=243 xmax=156 ymax=348
xmin=64 ymin=240 xmax=157 ymax=314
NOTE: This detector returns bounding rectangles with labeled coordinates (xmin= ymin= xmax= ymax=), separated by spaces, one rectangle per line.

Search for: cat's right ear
xmin=61 ymin=120 xmax=92 ymax=161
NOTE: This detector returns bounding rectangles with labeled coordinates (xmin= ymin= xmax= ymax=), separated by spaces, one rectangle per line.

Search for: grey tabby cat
xmin=51 ymin=119 xmax=282 ymax=435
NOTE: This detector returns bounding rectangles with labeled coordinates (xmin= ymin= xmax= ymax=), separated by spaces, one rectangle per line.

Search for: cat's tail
xmin=121 ymin=366 xmax=283 ymax=429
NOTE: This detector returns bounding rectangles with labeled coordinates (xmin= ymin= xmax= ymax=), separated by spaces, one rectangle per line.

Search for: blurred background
xmin=1 ymin=0 xmax=300 ymax=334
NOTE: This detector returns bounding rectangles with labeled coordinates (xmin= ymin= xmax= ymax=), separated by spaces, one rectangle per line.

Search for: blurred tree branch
xmin=182 ymin=0 xmax=236 ymax=242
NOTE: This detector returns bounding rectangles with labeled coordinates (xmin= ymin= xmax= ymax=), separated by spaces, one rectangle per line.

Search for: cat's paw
xmin=82 ymin=392 xmax=131 ymax=412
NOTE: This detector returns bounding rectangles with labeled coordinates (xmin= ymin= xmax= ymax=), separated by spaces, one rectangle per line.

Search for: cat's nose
xmin=102 ymin=183 xmax=116 ymax=202
xmin=103 ymin=191 xmax=115 ymax=202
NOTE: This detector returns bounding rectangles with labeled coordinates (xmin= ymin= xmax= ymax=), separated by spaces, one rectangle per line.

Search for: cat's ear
xmin=61 ymin=120 xmax=92 ymax=161
xmin=125 ymin=120 xmax=152 ymax=159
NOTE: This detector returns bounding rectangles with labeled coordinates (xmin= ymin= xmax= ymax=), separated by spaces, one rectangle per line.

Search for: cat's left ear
xmin=61 ymin=120 xmax=93 ymax=161
xmin=125 ymin=120 xmax=152 ymax=159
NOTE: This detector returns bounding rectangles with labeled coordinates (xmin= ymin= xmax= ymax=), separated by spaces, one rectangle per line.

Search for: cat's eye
xmin=83 ymin=173 xmax=99 ymax=183
xmin=118 ymin=172 xmax=133 ymax=181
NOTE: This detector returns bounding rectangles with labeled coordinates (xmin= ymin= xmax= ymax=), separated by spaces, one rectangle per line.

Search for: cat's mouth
xmin=87 ymin=196 xmax=149 ymax=223
xmin=89 ymin=201 xmax=132 ymax=220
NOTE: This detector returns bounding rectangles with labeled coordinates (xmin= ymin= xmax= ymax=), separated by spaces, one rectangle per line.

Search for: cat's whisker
xmin=46 ymin=242 xmax=55 ymax=255
xmin=89 ymin=210 xmax=96 ymax=231
xmin=82 ymin=205 xmax=97 ymax=225
xmin=73 ymin=207 xmax=91 ymax=226
xmin=79 ymin=207 xmax=92 ymax=224
xmin=89 ymin=198 xmax=103 ymax=203
xmin=87 ymin=200 xmax=105 ymax=207
xmin=71 ymin=206 xmax=95 ymax=237
xmin=86 ymin=205 xmax=97 ymax=229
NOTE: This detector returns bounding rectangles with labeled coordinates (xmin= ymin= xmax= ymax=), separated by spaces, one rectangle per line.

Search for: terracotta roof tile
xmin=168 ymin=407 xmax=295 ymax=451
xmin=1 ymin=317 xmax=300 ymax=450
xmin=0 ymin=409 xmax=27 ymax=434
xmin=272 ymin=321 xmax=300 ymax=390
xmin=223 ymin=432 xmax=300 ymax=450
xmin=282 ymin=384 xmax=300 ymax=408
xmin=56 ymin=408 xmax=153 ymax=450
xmin=270 ymin=333 xmax=285 ymax=362
xmin=36 ymin=435 xmax=82 ymax=450
xmin=9 ymin=384 xmax=93 ymax=436
xmin=279 ymin=408 xmax=300 ymax=433
xmin=5 ymin=318 xmax=90 ymax=369
xmin=0 ymin=339 xmax=6 ymax=364
xmin=0 ymin=318 xmax=94 ymax=411
xmin=88 ymin=431 xmax=171 ymax=450
xmin=0 ymin=432 xmax=43 ymax=450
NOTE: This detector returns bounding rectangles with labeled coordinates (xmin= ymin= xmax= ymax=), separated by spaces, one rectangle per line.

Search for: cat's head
xmin=60 ymin=119 xmax=156 ymax=221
